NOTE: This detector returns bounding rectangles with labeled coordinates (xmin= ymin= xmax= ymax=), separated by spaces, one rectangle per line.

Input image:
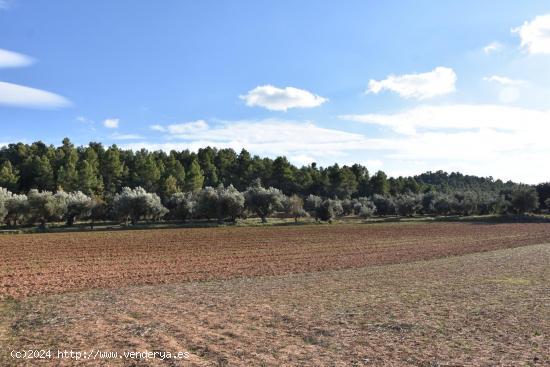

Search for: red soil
xmin=2 ymin=222 xmax=550 ymax=299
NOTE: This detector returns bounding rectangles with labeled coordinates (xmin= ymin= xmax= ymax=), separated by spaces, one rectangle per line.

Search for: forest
xmin=0 ymin=138 xmax=547 ymax=228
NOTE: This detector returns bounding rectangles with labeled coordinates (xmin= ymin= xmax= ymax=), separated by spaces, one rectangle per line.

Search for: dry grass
xmin=1 ymin=240 xmax=549 ymax=366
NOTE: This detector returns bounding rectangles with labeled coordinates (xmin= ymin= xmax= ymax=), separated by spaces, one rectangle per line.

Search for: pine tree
xmin=184 ymin=158 xmax=204 ymax=192
xmin=101 ymin=146 xmax=124 ymax=194
xmin=0 ymin=161 xmax=19 ymax=191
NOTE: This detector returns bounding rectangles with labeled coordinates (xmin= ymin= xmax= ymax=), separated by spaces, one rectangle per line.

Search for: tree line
xmin=0 ymin=138 xmax=546 ymax=228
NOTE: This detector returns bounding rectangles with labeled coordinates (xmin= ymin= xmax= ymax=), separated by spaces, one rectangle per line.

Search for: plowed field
xmin=2 ymin=222 xmax=550 ymax=299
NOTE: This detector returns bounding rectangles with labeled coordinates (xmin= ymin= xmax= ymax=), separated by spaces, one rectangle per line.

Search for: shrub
xmin=169 ymin=191 xmax=196 ymax=222
xmin=65 ymin=191 xmax=93 ymax=226
xmin=216 ymin=185 xmax=245 ymax=222
xmin=317 ymin=199 xmax=344 ymax=222
xmin=0 ymin=187 xmax=10 ymax=224
xmin=27 ymin=189 xmax=65 ymax=229
xmin=244 ymin=180 xmax=284 ymax=223
xmin=304 ymin=194 xmax=322 ymax=220
xmin=510 ymin=187 xmax=539 ymax=214
xmin=113 ymin=187 xmax=168 ymax=225
xmin=372 ymin=194 xmax=396 ymax=216
xmin=352 ymin=197 xmax=376 ymax=218
xmin=394 ymin=194 xmax=422 ymax=217
xmin=195 ymin=187 xmax=219 ymax=220
xmin=284 ymin=194 xmax=308 ymax=222
xmin=4 ymin=192 xmax=29 ymax=227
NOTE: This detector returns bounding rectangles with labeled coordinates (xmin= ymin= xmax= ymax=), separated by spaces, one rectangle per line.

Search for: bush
xmin=244 ymin=180 xmax=284 ymax=223
xmin=216 ymin=185 xmax=245 ymax=222
xmin=510 ymin=187 xmax=539 ymax=214
xmin=169 ymin=192 xmax=196 ymax=222
xmin=304 ymin=194 xmax=322 ymax=220
xmin=27 ymin=189 xmax=65 ymax=229
xmin=89 ymin=195 xmax=108 ymax=229
xmin=284 ymin=194 xmax=308 ymax=222
xmin=4 ymin=192 xmax=29 ymax=227
xmin=372 ymin=194 xmax=396 ymax=216
xmin=195 ymin=187 xmax=218 ymax=220
xmin=65 ymin=191 xmax=92 ymax=226
xmin=113 ymin=187 xmax=168 ymax=225
xmin=0 ymin=187 xmax=10 ymax=224
xmin=394 ymin=194 xmax=422 ymax=217
xmin=317 ymin=199 xmax=344 ymax=222
xmin=352 ymin=197 xmax=376 ymax=218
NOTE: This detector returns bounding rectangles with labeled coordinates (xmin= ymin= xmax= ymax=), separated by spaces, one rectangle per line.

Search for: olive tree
xmin=65 ymin=191 xmax=92 ymax=226
xmin=395 ymin=194 xmax=422 ymax=217
xmin=168 ymin=191 xmax=196 ymax=222
xmin=0 ymin=187 xmax=10 ymax=224
xmin=352 ymin=197 xmax=376 ymax=218
xmin=113 ymin=187 xmax=168 ymax=225
xmin=216 ymin=184 xmax=245 ymax=222
xmin=304 ymin=194 xmax=322 ymax=220
xmin=194 ymin=187 xmax=218 ymax=220
xmin=244 ymin=180 xmax=284 ymax=223
xmin=4 ymin=193 xmax=29 ymax=227
xmin=372 ymin=194 xmax=396 ymax=216
xmin=510 ymin=187 xmax=539 ymax=214
xmin=27 ymin=189 xmax=65 ymax=229
xmin=316 ymin=199 xmax=344 ymax=222
xmin=284 ymin=194 xmax=308 ymax=222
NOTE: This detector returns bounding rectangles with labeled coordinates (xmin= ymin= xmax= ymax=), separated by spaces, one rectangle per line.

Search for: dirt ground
xmin=2 ymin=222 xmax=550 ymax=299
xmin=0 ymin=242 xmax=548 ymax=366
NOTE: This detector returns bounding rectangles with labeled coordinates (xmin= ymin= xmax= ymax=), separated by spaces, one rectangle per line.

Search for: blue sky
xmin=1 ymin=1 xmax=550 ymax=183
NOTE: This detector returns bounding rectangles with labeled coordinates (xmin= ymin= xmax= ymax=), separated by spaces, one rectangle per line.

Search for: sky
xmin=1 ymin=0 xmax=550 ymax=184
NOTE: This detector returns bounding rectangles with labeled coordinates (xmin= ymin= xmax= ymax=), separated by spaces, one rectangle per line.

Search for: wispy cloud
xmin=151 ymin=120 xmax=208 ymax=134
xmin=483 ymin=41 xmax=504 ymax=54
xmin=0 ymin=48 xmax=71 ymax=109
xmin=483 ymin=75 xmax=524 ymax=86
xmin=137 ymin=119 xmax=371 ymax=163
xmin=0 ymin=81 xmax=71 ymax=109
xmin=110 ymin=133 xmax=143 ymax=140
xmin=240 ymin=85 xmax=327 ymax=111
xmin=0 ymin=48 xmax=34 ymax=68
xmin=512 ymin=14 xmax=550 ymax=54
xmin=103 ymin=118 xmax=119 ymax=129
xmin=367 ymin=67 xmax=457 ymax=100
xmin=340 ymin=104 xmax=550 ymax=182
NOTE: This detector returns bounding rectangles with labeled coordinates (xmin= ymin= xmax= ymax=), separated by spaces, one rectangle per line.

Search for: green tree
xmin=184 ymin=158 xmax=204 ymax=191
xmin=369 ymin=171 xmax=389 ymax=196
xmin=101 ymin=146 xmax=124 ymax=193
xmin=0 ymin=161 xmax=19 ymax=191
xmin=56 ymin=138 xmax=79 ymax=191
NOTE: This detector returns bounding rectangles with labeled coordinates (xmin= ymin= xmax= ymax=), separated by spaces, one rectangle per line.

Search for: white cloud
xmin=483 ymin=41 xmax=504 ymax=54
xmin=341 ymin=104 xmax=550 ymax=135
xmin=126 ymin=119 xmax=372 ymax=166
xmin=483 ymin=75 xmax=523 ymax=86
xmin=0 ymin=48 xmax=34 ymax=68
xmin=367 ymin=67 xmax=457 ymax=100
xmin=110 ymin=133 xmax=143 ymax=140
xmin=149 ymin=124 xmax=165 ymax=132
xmin=0 ymin=81 xmax=70 ymax=108
xmin=103 ymin=118 xmax=119 ymax=129
xmin=512 ymin=14 xmax=550 ymax=54
xmin=341 ymin=104 xmax=550 ymax=183
xmin=483 ymin=76 xmax=524 ymax=103
xmin=167 ymin=120 xmax=208 ymax=134
xmin=240 ymin=85 xmax=328 ymax=111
